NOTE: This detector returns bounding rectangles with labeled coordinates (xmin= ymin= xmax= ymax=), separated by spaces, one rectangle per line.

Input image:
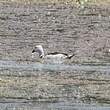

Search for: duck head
xmin=32 ymin=45 xmax=44 ymax=58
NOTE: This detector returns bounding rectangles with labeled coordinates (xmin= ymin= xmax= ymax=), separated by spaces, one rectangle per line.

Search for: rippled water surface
xmin=0 ymin=59 xmax=110 ymax=110
xmin=0 ymin=1 xmax=110 ymax=110
xmin=0 ymin=60 xmax=110 ymax=72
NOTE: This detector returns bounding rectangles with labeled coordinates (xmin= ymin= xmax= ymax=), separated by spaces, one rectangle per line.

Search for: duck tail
xmin=67 ymin=53 xmax=75 ymax=59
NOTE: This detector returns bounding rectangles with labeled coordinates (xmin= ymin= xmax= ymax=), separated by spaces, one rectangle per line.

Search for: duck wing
xmin=47 ymin=52 xmax=68 ymax=56
xmin=47 ymin=52 xmax=75 ymax=59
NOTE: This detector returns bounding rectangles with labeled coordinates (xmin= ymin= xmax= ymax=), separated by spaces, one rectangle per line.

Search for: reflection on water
xmin=0 ymin=60 xmax=110 ymax=73
xmin=0 ymin=102 xmax=110 ymax=110
xmin=0 ymin=60 xmax=110 ymax=110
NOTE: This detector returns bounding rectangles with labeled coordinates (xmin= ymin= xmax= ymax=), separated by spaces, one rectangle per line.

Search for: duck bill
xmin=32 ymin=49 xmax=36 ymax=53
xmin=32 ymin=49 xmax=36 ymax=58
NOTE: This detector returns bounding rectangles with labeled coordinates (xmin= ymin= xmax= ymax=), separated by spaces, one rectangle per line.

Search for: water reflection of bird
xmin=32 ymin=45 xmax=75 ymax=64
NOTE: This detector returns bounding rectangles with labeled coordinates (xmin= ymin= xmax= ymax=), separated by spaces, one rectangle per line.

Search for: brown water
xmin=0 ymin=1 xmax=110 ymax=109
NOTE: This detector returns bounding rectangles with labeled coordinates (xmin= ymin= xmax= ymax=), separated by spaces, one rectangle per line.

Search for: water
xmin=0 ymin=102 xmax=110 ymax=110
xmin=0 ymin=2 xmax=110 ymax=109
xmin=0 ymin=60 xmax=110 ymax=73
xmin=0 ymin=60 xmax=110 ymax=110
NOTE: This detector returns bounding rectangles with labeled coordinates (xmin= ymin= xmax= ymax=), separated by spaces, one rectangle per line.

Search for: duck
xmin=32 ymin=45 xmax=74 ymax=64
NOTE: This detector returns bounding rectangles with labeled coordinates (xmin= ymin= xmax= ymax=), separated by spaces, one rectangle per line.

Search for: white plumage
xmin=32 ymin=45 xmax=74 ymax=64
